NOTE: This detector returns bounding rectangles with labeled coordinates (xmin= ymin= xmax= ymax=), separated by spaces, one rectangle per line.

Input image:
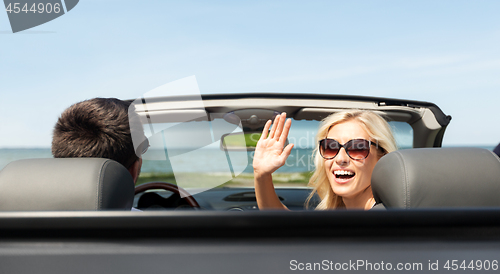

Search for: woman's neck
xmin=342 ymin=186 xmax=375 ymax=210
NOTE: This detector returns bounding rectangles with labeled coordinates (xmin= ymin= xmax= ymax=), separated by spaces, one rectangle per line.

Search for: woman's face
xmin=323 ymin=120 xmax=380 ymax=199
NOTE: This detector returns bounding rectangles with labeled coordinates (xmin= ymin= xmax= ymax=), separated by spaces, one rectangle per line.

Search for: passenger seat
xmin=372 ymin=147 xmax=500 ymax=209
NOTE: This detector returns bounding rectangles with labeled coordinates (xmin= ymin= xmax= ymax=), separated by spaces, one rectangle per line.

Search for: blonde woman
xmin=253 ymin=110 xmax=397 ymax=210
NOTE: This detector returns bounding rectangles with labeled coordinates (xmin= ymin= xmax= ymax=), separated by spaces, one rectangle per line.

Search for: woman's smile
xmin=332 ymin=168 xmax=356 ymax=184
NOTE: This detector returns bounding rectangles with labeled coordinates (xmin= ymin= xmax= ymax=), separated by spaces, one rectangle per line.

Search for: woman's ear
xmin=376 ymin=150 xmax=385 ymax=160
xmin=376 ymin=145 xmax=388 ymax=160
xmin=127 ymin=158 xmax=143 ymax=184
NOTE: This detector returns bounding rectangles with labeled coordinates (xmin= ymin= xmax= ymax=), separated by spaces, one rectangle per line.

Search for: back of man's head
xmin=52 ymin=98 xmax=141 ymax=169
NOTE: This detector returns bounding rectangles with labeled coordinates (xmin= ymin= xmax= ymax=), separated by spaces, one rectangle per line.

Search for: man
xmin=52 ymin=98 xmax=147 ymax=184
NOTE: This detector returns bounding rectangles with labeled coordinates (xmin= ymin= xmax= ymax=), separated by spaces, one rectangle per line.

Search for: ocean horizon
xmin=1 ymin=145 xmax=497 ymax=173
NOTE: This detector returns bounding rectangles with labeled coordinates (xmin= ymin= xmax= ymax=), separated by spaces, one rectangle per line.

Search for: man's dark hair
xmin=52 ymin=98 xmax=141 ymax=168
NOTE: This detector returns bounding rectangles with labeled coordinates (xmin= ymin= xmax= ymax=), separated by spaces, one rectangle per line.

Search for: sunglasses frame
xmin=318 ymin=138 xmax=377 ymax=160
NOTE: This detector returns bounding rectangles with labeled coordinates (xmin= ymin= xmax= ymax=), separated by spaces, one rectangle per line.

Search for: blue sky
xmin=1 ymin=0 xmax=500 ymax=147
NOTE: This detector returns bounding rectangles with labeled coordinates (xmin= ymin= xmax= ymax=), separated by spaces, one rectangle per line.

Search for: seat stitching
xmin=394 ymin=151 xmax=409 ymax=209
xmin=97 ymin=160 xmax=108 ymax=210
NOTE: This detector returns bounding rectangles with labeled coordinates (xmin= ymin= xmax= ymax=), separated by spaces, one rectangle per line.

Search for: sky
xmin=1 ymin=0 xmax=500 ymax=148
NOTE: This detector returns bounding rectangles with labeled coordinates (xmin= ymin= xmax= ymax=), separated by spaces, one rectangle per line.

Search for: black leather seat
xmin=372 ymin=148 xmax=500 ymax=209
xmin=0 ymin=158 xmax=135 ymax=210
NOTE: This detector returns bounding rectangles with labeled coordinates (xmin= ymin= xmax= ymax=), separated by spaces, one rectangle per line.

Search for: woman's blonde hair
xmin=306 ymin=110 xmax=398 ymax=209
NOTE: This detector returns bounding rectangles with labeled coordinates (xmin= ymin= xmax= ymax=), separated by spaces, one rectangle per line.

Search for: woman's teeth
xmin=334 ymin=170 xmax=355 ymax=179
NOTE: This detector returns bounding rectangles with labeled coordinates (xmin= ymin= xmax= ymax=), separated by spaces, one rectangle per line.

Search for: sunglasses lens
xmin=345 ymin=139 xmax=371 ymax=160
xmin=320 ymin=139 xmax=340 ymax=159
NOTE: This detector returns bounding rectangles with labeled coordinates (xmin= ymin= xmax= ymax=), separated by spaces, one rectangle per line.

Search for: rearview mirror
xmin=220 ymin=132 xmax=289 ymax=151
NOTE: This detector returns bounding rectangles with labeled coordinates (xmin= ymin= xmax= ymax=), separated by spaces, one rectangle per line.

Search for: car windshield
xmin=137 ymin=119 xmax=414 ymax=189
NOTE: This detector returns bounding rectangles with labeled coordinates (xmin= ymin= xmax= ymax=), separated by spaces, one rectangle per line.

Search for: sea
xmin=0 ymin=148 xmax=317 ymax=174
xmin=0 ymin=145 xmax=496 ymax=174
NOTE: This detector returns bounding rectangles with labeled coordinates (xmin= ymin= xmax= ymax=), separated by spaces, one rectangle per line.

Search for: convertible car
xmin=131 ymin=93 xmax=449 ymax=211
xmin=1 ymin=93 xmax=500 ymax=274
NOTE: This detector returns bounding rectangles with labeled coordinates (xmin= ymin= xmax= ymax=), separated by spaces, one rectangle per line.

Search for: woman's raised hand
xmin=252 ymin=113 xmax=294 ymax=175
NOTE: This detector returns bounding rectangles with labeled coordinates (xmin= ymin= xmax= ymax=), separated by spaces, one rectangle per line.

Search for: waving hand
xmin=253 ymin=113 xmax=294 ymax=175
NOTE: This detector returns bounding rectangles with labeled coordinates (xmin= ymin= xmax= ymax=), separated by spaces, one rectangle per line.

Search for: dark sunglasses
xmin=319 ymin=138 xmax=377 ymax=160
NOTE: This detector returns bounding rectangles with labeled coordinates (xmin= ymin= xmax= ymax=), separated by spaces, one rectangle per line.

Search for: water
xmin=0 ymin=146 xmax=497 ymax=173
xmin=0 ymin=148 xmax=316 ymax=173
xmin=0 ymin=148 xmax=53 ymax=170
xmin=142 ymin=148 xmax=317 ymax=174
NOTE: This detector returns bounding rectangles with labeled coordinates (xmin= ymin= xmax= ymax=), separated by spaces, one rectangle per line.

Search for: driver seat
xmin=0 ymin=158 xmax=135 ymax=211
xmin=372 ymin=147 xmax=500 ymax=209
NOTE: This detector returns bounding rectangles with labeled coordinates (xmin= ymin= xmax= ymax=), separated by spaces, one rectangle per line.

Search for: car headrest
xmin=372 ymin=148 xmax=500 ymax=209
xmin=0 ymin=158 xmax=135 ymax=211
